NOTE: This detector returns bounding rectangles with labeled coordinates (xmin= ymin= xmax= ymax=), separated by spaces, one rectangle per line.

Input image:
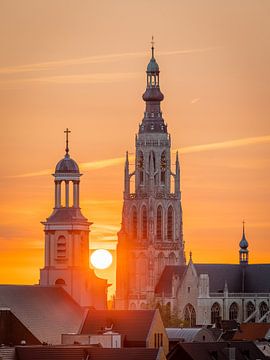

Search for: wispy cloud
xmin=0 ymin=72 xmax=139 ymax=85
xmin=8 ymin=135 xmax=270 ymax=178
xmin=177 ymin=135 xmax=270 ymax=154
xmin=0 ymin=47 xmax=220 ymax=76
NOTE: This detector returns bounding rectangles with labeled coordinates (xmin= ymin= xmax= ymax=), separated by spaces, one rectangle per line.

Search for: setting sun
xmin=90 ymin=249 xmax=113 ymax=270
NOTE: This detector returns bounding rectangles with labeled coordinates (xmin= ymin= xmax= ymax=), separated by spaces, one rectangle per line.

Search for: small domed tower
xmin=239 ymin=221 xmax=249 ymax=265
xmin=40 ymin=129 xmax=107 ymax=308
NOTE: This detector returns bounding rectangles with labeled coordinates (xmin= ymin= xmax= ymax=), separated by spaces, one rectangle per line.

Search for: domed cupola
xmin=55 ymin=155 xmax=79 ymax=174
xmin=147 ymin=55 xmax=159 ymax=73
xmin=239 ymin=221 xmax=249 ymax=265
xmin=140 ymin=38 xmax=166 ymax=134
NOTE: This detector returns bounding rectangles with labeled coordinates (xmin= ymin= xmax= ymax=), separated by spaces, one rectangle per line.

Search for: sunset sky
xmin=0 ymin=1 xmax=270 ymax=295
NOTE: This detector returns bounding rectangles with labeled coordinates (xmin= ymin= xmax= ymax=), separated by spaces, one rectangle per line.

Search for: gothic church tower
xmin=116 ymin=44 xmax=185 ymax=310
xmin=40 ymin=130 xmax=107 ymax=309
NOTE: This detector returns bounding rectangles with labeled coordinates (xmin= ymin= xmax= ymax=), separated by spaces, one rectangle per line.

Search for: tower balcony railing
xmin=128 ymin=192 xmax=178 ymax=200
xmin=210 ymin=292 xmax=270 ymax=298
xmin=136 ymin=137 xmax=170 ymax=148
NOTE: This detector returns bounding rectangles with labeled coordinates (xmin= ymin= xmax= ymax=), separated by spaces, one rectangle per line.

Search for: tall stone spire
xmin=116 ymin=42 xmax=185 ymax=310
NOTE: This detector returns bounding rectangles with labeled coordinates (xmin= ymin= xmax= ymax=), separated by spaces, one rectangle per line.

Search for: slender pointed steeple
xmin=124 ymin=151 xmax=130 ymax=196
xmin=239 ymin=220 xmax=249 ymax=265
xmin=175 ymin=151 xmax=180 ymax=195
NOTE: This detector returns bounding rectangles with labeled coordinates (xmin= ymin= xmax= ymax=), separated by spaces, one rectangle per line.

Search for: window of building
xmin=246 ymin=301 xmax=255 ymax=322
xmin=167 ymin=206 xmax=174 ymax=240
xmin=137 ymin=151 xmax=144 ymax=185
xmin=57 ymin=236 xmax=66 ymax=258
xmin=211 ymin=302 xmax=221 ymax=324
xmin=160 ymin=151 xmax=166 ymax=184
xmin=229 ymin=302 xmax=238 ymax=320
xmin=142 ymin=206 xmax=147 ymax=240
xmin=156 ymin=206 xmax=162 ymax=240
xmin=154 ymin=333 xmax=163 ymax=348
xmin=184 ymin=303 xmax=196 ymax=327
xmin=131 ymin=207 xmax=137 ymax=239
xmin=259 ymin=302 xmax=269 ymax=322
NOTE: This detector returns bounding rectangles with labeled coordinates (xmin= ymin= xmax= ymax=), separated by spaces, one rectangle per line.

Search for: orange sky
xmin=0 ymin=1 xmax=270 ymax=296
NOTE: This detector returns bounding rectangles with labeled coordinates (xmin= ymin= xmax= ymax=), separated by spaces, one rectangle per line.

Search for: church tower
xmin=40 ymin=129 xmax=107 ymax=309
xmin=116 ymin=43 xmax=185 ymax=310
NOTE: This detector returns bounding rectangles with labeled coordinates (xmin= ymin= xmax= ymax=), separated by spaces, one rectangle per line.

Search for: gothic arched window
xmin=137 ymin=253 xmax=147 ymax=291
xmin=142 ymin=206 xmax=148 ymax=240
xmin=229 ymin=302 xmax=238 ymax=320
xmin=131 ymin=207 xmax=137 ymax=239
xmin=184 ymin=303 xmax=196 ymax=327
xmin=57 ymin=236 xmax=66 ymax=258
xmin=246 ymin=301 xmax=255 ymax=322
xmin=167 ymin=206 xmax=174 ymax=241
xmin=137 ymin=151 xmax=144 ymax=185
xmin=156 ymin=206 xmax=163 ymax=241
xmin=211 ymin=303 xmax=221 ymax=324
xmin=157 ymin=253 xmax=165 ymax=275
xmin=169 ymin=252 xmax=176 ymax=265
xmin=55 ymin=278 xmax=66 ymax=285
xmin=259 ymin=302 xmax=269 ymax=322
xmin=160 ymin=151 xmax=166 ymax=184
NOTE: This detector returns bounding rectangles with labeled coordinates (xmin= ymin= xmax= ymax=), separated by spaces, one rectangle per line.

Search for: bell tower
xmin=40 ymin=129 xmax=107 ymax=309
xmin=116 ymin=42 xmax=185 ymax=310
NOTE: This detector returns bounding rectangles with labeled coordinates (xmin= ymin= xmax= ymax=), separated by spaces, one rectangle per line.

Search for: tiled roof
xmin=155 ymin=265 xmax=186 ymax=295
xmin=0 ymin=285 xmax=85 ymax=345
xmin=195 ymin=264 xmax=270 ymax=293
xmin=167 ymin=341 xmax=267 ymax=360
xmin=233 ymin=323 xmax=270 ymax=340
xmin=156 ymin=263 xmax=270 ymax=295
xmin=194 ymin=264 xmax=242 ymax=292
xmin=16 ymin=346 xmax=160 ymax=360
xmin=80 ymin=310 xmax=156 ymax=345
xmin=46 ymin=208 xmax=88 ymax=223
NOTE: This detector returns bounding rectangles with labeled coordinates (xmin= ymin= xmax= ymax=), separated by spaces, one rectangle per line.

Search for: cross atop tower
xmin=151 ymin=36 xmax=155 ymax=58
xmin=64 ymin=128 xmax=71 ymax=156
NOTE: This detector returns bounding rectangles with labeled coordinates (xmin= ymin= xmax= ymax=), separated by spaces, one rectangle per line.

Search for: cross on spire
xmin=151 ymin=36 xmax=155 ymax=58
xmin=242 ymin=219 xmax=245 ymax=234
xmin=64 ymin=128 xmax=71 ymax=156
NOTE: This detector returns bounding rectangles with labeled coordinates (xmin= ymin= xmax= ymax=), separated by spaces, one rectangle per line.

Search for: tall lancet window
xmin=167 ymin=206 xmax=174 ymax=241
xmin=142 ymin=206 xmax=148 ymax=240
xmin=156 ymin=206 xmax=163 ymax=241
xmin=137 ymin=151 xmax=144 ymax=185
xmin=160 ymin=151 xmax=166 ymax=184
xmin=131 ymin=207 xmax=137 ymax=239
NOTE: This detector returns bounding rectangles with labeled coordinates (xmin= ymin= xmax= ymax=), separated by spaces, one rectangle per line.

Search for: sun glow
xmin=90 ymin=249 xmax=113 ymax=270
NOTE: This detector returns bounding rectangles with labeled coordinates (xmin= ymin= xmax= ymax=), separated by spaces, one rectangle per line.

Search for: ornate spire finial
xmin=151 ymin=35 xmax=155 ymax=58
xmin=242 ymin=219 xmax=245 ymax=235
xmin=64 ymin=128 xmax=71 ymax=157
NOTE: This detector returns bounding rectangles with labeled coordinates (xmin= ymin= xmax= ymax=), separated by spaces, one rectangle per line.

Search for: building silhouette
xmin=40 ymin=130 xmax=107 ymax=308
xmin=115 ymin=45 xmax=270 ymax=325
